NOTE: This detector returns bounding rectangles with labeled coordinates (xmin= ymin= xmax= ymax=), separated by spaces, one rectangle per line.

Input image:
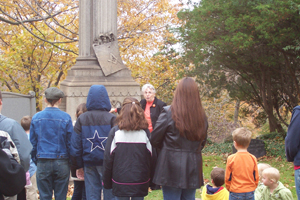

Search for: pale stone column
xmin=79 ymin=0 xmax=117 ymax=58
xmin=60 ymin=0 xmax=141 ymax=121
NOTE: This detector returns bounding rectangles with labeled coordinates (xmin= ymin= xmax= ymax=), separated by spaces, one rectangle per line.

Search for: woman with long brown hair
xmin=103 ymin=97 xmax=152 ymax=200
xmin=150 ymin=77 xmax=208 ymax=200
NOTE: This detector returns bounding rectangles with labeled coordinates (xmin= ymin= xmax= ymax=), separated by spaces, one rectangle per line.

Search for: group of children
xmin=201 ymin=127 xmax=293 ymax=200
xmin=6 ymin=86 xmax=295 ymax=200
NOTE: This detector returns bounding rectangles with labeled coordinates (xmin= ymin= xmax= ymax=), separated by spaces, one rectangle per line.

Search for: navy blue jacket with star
xmin=71 ymin=85 xmax=116 ymax=168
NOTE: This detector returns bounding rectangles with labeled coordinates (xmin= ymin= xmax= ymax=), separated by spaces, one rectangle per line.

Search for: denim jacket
xmin=30 ymin=107 xmax=73 ymax=164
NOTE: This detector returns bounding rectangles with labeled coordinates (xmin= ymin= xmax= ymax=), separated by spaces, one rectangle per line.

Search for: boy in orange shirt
xmin=225 ymin=127 xmax=259 ymax=200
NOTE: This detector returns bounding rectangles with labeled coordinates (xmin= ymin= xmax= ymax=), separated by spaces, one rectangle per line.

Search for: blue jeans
xmin=36 ymin=159 xmax=70 ymax=200
xmin=72 ymin=181 xmax=86 ymax=200
xmin=229 ymin=191 xmax=254 ymax=200
xmin=162 ymin=186 xmax=196 ymax=200
xmin=115 ymin=197 xmax=144 ymax=200
xmin=84 ymin=166 xmax=115 ymax=200
xmin=295 ymin=169 xmax=300 ymax=200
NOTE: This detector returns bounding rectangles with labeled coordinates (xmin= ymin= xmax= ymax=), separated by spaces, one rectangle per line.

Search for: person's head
xmin=21 ymin=115 xmax=32 ymax=132
xmin=211 ymin=167 xmax=225 ymax=187
xmin=262 ymin=167 xmax=280 ymax=187
xmin=116 ymin=97 xmax=148 ymax=131
xmin=86 ymin=85 xmax=111 ymax=111
xmin=232 ymin=127 xmax=252 ymax=148
xmin=258 ymin=163 xmax=271 ymax=182
xmin=171 ymin=77 xmax=207 ymax=141
xmin=45 ymin=87 xmax=64 ymax=107
xmin=142 ymin=84 xmax=156 ymax=102
xmin=76 ymin=103 xmax=87 ymax=119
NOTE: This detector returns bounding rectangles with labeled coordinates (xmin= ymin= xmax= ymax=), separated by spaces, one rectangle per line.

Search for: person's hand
xmin=76 ymin=168 xmax=84 ymax=180
xmin=110 ymin=108 xmax=116 ymax=113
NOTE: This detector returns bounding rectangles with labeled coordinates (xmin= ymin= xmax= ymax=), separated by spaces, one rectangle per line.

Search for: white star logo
xmin=87 ymin=130 xmax=107 ymax=152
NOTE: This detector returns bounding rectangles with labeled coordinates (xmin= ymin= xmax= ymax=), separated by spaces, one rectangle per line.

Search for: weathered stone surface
xmin=1 ymin=91 xmax=36 ymax=122
xmin=232 ymin=139 xmax=266 ymax=158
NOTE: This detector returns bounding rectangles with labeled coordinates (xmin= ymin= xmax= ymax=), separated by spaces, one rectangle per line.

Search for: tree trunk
xmin=234 ymin=99 xmax=240 ymax=125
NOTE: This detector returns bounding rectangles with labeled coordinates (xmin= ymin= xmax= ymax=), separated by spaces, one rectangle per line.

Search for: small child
xmin=255 ymin=163 xmax=271 ymax=200
xmin=201 ymin=167 xmax=229 ymax=200
xmin=21 ymin=115 xmax=38 ymax=200
xmin=260 ymin=167 xmax=293 ymax=199
xmin=103 ymin=97 xmax=152 ymax=200
xmin=225 ymin=127 xmax=259 ymax=200
xmin=71 ymin=103 xmax=87 ymax=200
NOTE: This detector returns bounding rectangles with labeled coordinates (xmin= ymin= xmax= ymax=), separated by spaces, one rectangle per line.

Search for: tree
xmin=0 ymin=0 xmax=184 ymax=108
xmin=0 ymin=21 xmax=75 ymax=110
xmin=177 ymin=0 xmax=300 ymax=132
xmin=118 ymin=0 xmax=185 ymax=104
xmin=0 ymin=0 xmax=79 ymax=53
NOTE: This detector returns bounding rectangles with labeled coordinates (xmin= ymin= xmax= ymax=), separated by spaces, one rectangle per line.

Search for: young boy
xmin=260 ymin=167 xmax=293 ymax=199
xmin=201 ymin=167 xmax=229 ymax=200
xmin=21 ymin=115 xmax=38 ymax=200
xmin=255 ymin=163 xmax=271 ymax=200
xmin=30 ymin=87 xmax=73 ymax=200
xmin=225 ymin=127 xmax=259 ymax=200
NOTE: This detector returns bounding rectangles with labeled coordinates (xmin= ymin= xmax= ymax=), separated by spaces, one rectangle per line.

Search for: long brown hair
xmin=116 ymin=97 xmax=148 ymax=131
xmin=171 ymin=77 xmax=207 ymax=141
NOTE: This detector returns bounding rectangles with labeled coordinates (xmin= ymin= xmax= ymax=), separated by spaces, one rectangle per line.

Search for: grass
xmin=66 ymin=155 xmax=296 ymax=200
xmin=146 ymin=154 xmax=297 ymax=199
xmin=66 ymin=134 xmax=295 ymax=199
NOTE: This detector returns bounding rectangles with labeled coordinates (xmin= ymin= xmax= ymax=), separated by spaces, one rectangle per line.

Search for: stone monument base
xmin=60 ymin=58 xmax=140 ymax=121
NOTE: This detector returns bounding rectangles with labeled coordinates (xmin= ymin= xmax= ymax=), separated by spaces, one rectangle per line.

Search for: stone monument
xmin=60 ymin=0 xmax=140 ymax=120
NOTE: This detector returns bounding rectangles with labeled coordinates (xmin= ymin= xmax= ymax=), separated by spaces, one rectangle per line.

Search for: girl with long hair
xmin=150 ymin=77 xmax=208 ymax=200
xmin=103 ymin=97 xmax=152 ymax=200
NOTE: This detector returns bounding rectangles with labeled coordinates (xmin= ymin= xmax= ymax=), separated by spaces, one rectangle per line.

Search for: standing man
xmin=30 ymin=87 xmax=73 ymax=200
xmin=285 ymin=105 xmax=300 ymax=200
xmin=0 ymin=91 xmax=32 ymax=172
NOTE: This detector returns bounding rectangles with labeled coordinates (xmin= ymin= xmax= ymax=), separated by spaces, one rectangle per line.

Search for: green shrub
xmin=203 ymin=132 xmax=286 ymax=158
xmin=202 ymin=142 xmax=232 ymax=154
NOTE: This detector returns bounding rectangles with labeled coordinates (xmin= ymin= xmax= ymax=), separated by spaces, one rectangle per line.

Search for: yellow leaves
xmin=118 ymin=0 xmax=183 ymax=103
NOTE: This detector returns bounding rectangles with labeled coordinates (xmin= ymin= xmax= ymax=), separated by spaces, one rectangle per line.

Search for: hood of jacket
xmin=86 ymin=85 xmax=111 ymax=111
xmin=201 ymin=184 xmax=229 ymax=200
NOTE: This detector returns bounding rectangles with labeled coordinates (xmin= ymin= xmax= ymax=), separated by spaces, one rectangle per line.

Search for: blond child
xmin=225 ymin=127 xmax=259 ymax=200
xmin=201 ymin=167 xmax=229 ymax=200
xmin=260 ymin=167 xmax=293 ymax=200
xmin=255 ymin=163 xmax=271 ymax=200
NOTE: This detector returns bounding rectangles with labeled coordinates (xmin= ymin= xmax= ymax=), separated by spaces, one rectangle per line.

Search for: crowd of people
xmin=0 ymin=77 xmax=297 ymax=200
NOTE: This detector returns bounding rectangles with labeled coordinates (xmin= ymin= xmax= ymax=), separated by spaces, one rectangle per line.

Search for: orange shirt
xmin=225 ymin=152 xmax=259 ymax=193
xmin=144 ymin=100 xmax=154 ymax=132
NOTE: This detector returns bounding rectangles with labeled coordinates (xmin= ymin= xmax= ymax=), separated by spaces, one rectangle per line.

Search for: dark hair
xmin=0 ymin=91 xmax=2 ymax=100
xmin=171 ymin=77 xmax=207 ymax=141
xmin=116 ymin=97 xmax=148 ymax=131
xmin=76 ymin=103 xmax=87 ymax=119
xmin=46 ymin=99 xmax=60 ymax=107
xmin=21 ymin=115 xmax=32 ymax=131
xmin=211 ymin=167 xmax=225 ymax=187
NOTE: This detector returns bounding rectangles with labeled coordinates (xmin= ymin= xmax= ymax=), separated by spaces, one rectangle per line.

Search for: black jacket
xmin=150 ymin=106 xmax=208 ymax=189
xmin=103 ymin=126 xmax=152 ymax=197
xmin=0 ymin=150 xmax=26 ymax=200
xmin=140 ymin=97 xmax=167 ymax=129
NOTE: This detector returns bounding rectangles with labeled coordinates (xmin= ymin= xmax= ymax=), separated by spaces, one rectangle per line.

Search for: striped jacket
xmin=103 ymin=126 xmax=152 ymax=197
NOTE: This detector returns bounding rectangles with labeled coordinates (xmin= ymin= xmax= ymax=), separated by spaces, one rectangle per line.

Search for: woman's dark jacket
xmin=140 ymin=97 xmax=167 ymax=129
xmin=150 ymin=106 xmax=208 ymax=189
xmin=103 ymin=126 xmax=152 ymax=197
